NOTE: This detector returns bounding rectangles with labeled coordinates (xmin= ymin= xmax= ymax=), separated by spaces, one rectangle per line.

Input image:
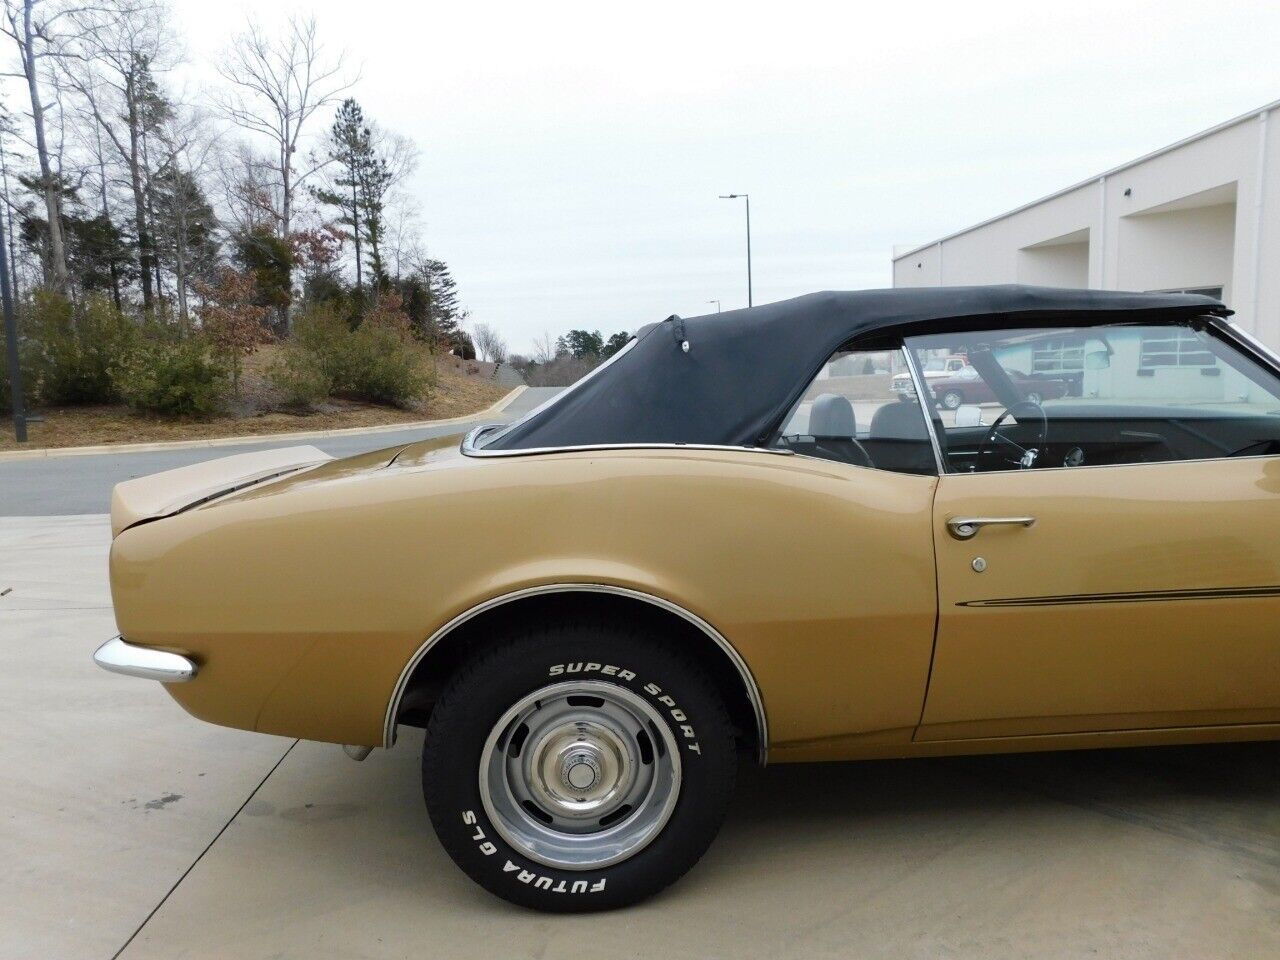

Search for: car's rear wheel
xmin=421 ymin=623 xmax=736 ymax=911
xmin=941 ymin=389 xmax=964 ymax=410
xmin=1024 ymin=390 xmax=1043 ymax=405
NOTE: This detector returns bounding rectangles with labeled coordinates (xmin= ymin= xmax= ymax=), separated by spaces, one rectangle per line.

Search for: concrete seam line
xmin=109 ymin=738 xmax=300 ymax=960
xmin=0 ymin=385 xmax=529 ymax=462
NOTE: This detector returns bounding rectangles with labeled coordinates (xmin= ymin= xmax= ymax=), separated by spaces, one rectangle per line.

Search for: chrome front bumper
xmin=93 ymin=636 xmax=198 ymax=683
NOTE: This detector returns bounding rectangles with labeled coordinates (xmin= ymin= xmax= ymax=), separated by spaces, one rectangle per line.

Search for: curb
xmin=0 ymin=386 xmax=528 ymax=463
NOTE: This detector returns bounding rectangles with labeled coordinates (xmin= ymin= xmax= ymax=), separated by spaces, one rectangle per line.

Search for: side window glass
xmin=905 ymin=322 xmax=1280 ymax=472
xmin=772 ymin=347 xmax=937 ymax=474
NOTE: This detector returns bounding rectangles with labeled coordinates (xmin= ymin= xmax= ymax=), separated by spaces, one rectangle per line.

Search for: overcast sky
xmin=170 ymin=0 xmax=1280 ymax=352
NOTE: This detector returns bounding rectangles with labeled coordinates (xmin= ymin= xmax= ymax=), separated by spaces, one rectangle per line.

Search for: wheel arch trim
xmin=382 ymin=583 xmax=770 ymax=764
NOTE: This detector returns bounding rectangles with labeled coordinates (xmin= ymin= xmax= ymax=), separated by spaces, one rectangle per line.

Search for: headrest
xmin=809 ymin=393 xmax=856 ymax=438
xmin=870 ymin=400 xmax=930 ymax=439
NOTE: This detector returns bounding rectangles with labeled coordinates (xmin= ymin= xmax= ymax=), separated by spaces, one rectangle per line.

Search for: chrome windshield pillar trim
xmin=901 ymin=345 xmax=947 ymax=475
xmin=93 ymin=636 xmax=197 ymax=683
xmin=382 ymin=584 xmax=770 ymax=765
xmin=1211 ymin=317 xmax=1280 ymax=373
xmin=460 ymin=430 xmax=796 ymax=460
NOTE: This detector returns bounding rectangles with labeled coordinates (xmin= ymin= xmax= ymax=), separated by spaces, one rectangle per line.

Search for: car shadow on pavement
xmin=725 ymin=742 xmax=1280 ymax=875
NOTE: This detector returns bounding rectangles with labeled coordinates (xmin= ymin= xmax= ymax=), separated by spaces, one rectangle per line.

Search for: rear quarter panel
xmin=110 ymin=448 xmax=939 ymax=754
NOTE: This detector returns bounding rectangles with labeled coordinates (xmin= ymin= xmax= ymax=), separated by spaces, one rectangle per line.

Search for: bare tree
xmin=384 ymin=195 xmax=423 ymax=282
xmin=213 ymin=141 xmax=279 ymax=236
xmin=0 ymin=103 xmax=22 ymax=300
xmin=532 ymin=331 xmax=558 ymax=365
xmin=1 ymin=0 xmax=83 ymax=294
xmin=472 ymin=322 xmax=508 ymax=364
xmin=61 ymin=0 xmax=177 ymax=311
xmin=215 ymin=14 xmax=353 ymax=327
xmin=153 ymin=105 xmax=216 ymax=330
xmin=83 ymin=117 xmax=120 ymax=306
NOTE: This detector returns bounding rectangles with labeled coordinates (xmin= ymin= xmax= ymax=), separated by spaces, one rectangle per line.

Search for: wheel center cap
xmin=531 ymin=720 xmax=632 ymax=816
xmin=564 ymin=755 xmax=599 ymax=790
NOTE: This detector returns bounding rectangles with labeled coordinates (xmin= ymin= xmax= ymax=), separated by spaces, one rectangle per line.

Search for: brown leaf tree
xmin=196 ymin=266 xmax=271 ymax=396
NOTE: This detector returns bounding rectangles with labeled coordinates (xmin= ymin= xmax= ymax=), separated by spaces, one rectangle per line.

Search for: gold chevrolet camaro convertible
xmin=96 ymin=286 xmax=1280 ymax=910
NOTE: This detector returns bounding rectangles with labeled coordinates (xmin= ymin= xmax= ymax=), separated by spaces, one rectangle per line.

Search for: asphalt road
xmin=4 ymin=514 xmax=1278 ymax=960
xmin=0 ymin=386 xmax=559 ymax=517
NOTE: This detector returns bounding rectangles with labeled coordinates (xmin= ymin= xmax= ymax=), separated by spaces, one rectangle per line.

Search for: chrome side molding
xmin=460 ymin=425 xmax=795 ymax=460
xmin=93 ymin=636 xmax=198 ymax=683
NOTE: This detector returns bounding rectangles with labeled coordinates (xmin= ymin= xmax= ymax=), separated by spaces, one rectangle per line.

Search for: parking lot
xmin=2 ymin=454 xmax=1277 ymax=958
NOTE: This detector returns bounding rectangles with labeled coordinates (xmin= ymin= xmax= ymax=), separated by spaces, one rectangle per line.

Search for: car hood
xmin=109 ymin=444 xmax=378 ymax=537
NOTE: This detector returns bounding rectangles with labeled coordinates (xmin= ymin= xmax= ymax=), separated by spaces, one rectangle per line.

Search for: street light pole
xmin=1 ymin=205 xmax=25 ymax=442
xmin=706 ymin=299 xmax=721 ymax=313
xmin=718 ymin=193 xmax=752 ymax=307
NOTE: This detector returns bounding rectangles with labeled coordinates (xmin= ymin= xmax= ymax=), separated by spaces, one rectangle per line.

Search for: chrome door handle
xmin=947 ymin=516 xmax=1036 ymax=540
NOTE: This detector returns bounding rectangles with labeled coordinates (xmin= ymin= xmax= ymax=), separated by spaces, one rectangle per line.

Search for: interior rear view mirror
xmin=1084 ymin=350 xmax=1111 ymax=370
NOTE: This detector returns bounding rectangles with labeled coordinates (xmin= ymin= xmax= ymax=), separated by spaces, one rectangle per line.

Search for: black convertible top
xmin=485 ymin=285 xmax=1230 ymax=451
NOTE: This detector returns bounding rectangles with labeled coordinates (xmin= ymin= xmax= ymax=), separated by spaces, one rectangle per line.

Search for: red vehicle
xmin=927 ymin=366 xmax=1069 ymax=410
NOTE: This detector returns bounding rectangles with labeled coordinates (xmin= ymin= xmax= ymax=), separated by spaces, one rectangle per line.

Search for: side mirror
xmin=1084 ymin=350 xmax=1111 ymax=370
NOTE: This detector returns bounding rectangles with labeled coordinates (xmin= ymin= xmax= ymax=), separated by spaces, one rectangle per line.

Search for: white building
xmin=892 ymin=99 xmax=1280 ymax=347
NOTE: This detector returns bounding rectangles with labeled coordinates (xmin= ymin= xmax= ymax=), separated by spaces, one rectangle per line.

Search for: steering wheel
xmin=976 ymin=401 xmax=1048 ymax=470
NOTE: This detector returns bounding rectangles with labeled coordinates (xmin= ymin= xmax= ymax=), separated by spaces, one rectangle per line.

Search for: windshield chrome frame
xmin=902 ymin=345 xmax=948 ymax=475
xmin=1210 ymin=316 xmax=1280 ymax=372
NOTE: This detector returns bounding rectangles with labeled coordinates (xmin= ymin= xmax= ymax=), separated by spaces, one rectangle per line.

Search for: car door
xmin=911 ymin=320 xmax=1280 ymax=741
xmin=764 ymin=342 xmax=943 ymax=755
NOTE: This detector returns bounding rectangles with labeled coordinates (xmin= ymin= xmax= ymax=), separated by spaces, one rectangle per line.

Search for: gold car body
xmin=106 ymin=428 xmax=1280 ymax=763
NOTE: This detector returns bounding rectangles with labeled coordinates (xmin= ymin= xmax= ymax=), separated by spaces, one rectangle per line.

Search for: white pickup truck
xmin=890 ymin=353 xmax=968 ymax=397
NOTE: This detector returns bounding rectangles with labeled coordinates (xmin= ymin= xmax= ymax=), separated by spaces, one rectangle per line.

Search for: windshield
xmin=902 ymin=320 xmax=1280 ymax=474
xmin=909 ymin=324 xmax=1280 ymax=418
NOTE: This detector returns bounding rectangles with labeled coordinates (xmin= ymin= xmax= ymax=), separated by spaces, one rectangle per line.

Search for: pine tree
xmin=153 ymin=165 xmax=221 ymax=329
xmin=422 ymin=258 xmax=463 ymax=343
xmin=312 ymin=99 xmax=373 ymax=303
xmin=357 ymin=149 xmax=394 ymax=287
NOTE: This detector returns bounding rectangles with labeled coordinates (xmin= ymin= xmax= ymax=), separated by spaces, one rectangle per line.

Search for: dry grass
xmin=0 ymin=346 xmax=510 ymax=451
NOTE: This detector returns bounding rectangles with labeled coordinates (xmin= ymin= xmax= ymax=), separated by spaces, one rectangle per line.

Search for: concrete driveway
xmin=2 ymin=507 xmax=1277 ymax=959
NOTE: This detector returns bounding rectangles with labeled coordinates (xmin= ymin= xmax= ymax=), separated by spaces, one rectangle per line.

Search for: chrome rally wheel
xmin=421 ymin=624 xmax=737 ymax=911
xmin=479 ymin=681 xmax=681 ymax=870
